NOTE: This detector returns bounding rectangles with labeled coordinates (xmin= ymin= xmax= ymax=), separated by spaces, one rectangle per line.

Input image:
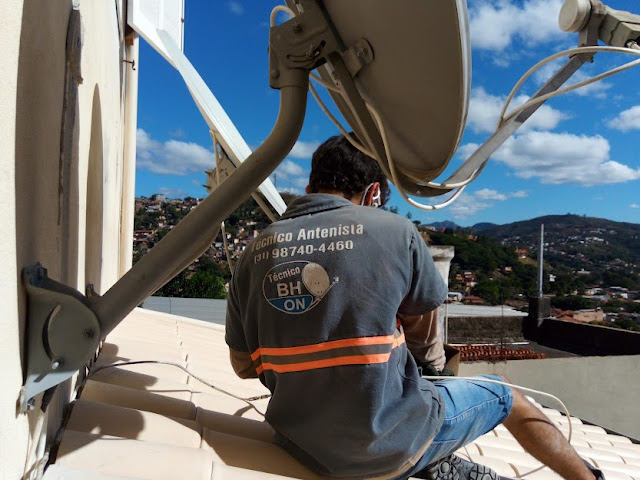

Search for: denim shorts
xmin=400 ymin=375 xmax=514 ymax=479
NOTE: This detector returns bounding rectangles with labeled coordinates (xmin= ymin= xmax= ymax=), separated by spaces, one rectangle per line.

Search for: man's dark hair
xmin=308 ymin=134 xmax=390 ymax=205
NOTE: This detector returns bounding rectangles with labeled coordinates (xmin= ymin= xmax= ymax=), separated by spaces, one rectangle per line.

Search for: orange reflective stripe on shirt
xmin=253 ymin=331 xmax=406 ymax=374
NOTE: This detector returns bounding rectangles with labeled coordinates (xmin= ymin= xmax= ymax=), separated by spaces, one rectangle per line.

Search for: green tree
xmin=185 ymin=271 xmax=227 ymax=299
xmin=154 ymin=270 xmax=189 ymax=297
xmin=472 ymin=281 xmax=500 ymax=305
xmin=551 ymin=295 xmax=595 ymax=310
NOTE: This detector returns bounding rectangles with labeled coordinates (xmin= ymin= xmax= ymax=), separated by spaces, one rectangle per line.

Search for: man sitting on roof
xmin=225 ymin=134 xmax=604 ymax=480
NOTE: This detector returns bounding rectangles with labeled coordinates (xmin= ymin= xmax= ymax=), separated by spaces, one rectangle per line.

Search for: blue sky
xmin=135 ymin=0 xmax=640 ymax=227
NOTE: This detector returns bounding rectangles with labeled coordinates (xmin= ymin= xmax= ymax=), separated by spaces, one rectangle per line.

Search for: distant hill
xmin=473 ymin=214 xmax=640 ymax=290
xmin=471 ymin=222 xmax=498 ymax=231
xmin=426 ymin=214 xmax=640 ymax=299
xmin=426 ymin=221 xmax=497 ymax=231
xmin=476 ymin=214 xmax=640 ymax=256
xmin=426 ymin=220 xmax=461 ymax=230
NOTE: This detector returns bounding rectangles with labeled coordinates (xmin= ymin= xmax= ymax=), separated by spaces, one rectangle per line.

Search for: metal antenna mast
xmin=537 ymin=223 xmax=545 ymax=297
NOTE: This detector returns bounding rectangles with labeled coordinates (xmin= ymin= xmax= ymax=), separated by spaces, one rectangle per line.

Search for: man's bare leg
xmin=501 ymin=377 xmax=596 ymax=480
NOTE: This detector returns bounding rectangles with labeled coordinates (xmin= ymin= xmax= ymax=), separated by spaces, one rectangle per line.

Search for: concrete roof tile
xmin=195 ymin=409 xmax=275 ymax=443
xmin=465 ymin=453 xmax=519 ymax=476
xmin=81 ymin=380 xmax=197 ymax=420
xmin=93 ymin=355 xmax=189 ymax=383
xmin=508 ymin=463 xmax=564 ymax=479
xmin=475 ymin=445 xmax=540 ymax=468
xmin=592 ymin=459 xmax=640 ymax=477
xmin=66 ymin=400 xmax=202 ymax=448
xmin=56 ymin=431 xmax=214 ymax=480
xmin=46 ymin=308 xmax=640 ymax=480
xmin=43 ymin=465 xmax=140 ymax=480
xmin=100 ymin=342 xmax=186 ymax=363
xmin=190 ymin=391 xmax=267 ymax=422
xmin=201 ymin=428 xmax=325 ymax=480
xmin=87 ymin=366 xmax=193 ymax=399
xmin=186 ymin=368 xmax=270 ymax=398
xmin=574 ymin=445 xmax=624 ymax=463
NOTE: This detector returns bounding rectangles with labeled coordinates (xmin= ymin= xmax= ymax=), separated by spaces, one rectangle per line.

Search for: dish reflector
xmin=304 ymin=0 xmax=471 ymax=184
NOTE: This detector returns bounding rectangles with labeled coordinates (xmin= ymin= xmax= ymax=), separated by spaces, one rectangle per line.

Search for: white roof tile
xmin=46 ymin=308 xmax=640 ymax=480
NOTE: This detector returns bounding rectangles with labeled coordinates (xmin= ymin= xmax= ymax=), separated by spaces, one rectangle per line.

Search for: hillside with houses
xmin=133 ymin=196 xmax=640 ymax=331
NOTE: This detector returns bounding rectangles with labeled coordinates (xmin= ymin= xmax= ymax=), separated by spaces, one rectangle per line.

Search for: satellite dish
xmin=289 ymin=0 xmax=471 ymax=188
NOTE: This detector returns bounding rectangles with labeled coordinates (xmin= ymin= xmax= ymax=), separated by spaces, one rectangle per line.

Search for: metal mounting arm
xmin=436 ymin=0 xmax=607 ymax=189
xmin=20 ymin=265 xmax=101 ymax=412
xmin=93 ymin=78 xmax=309 ymax=337
xmin=19 ymin=80 xmax=309 ymax=413
xmin=18 ymin=0 xmax=343 ymax=411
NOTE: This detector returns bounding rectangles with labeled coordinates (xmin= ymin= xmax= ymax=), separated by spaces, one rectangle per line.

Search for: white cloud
xmin=607 ymin=105 xmax=640 ymax=132
xmin=475 ymin=188 xmax=507 ymax=201
xmin=137 ymin=129 xmax=214 ymax=175
xmin=277 ymin=160 xmax=305 ymax=177
xmin=511 ymin=190 xmax=529 ymax=198
xmin=631 ymin=203 xmax=640 ymax=209
xmin=469 ymin=0 xmax=565 ymax=52
xmin=447 ymin=188 xmax=526 ymax=219
xmin=272 ymin=160 xmax=309 ymax=195
xmin=467 ymin=88 xmax=567 ymax=134
xmin=289 ymin=140 xmax=321 ymax=159
xmin=448 ymin=194 xmax=491 ymax=219
xmin=227 ymin=1 xmax=244 ymax=15
xmin=463 ymin=131 xmax=640 ymax=185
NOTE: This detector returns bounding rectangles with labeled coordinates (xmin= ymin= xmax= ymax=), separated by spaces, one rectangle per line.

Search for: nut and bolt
xmin=51 ymin=358 xmax=63 ymax=370
xmin=82 ymin=329 xmax=95 ymax=340
xmin=292 ymin=22 xmax=303 ymax=33
xmin=26 ymin=398 xmax=36 ymax=411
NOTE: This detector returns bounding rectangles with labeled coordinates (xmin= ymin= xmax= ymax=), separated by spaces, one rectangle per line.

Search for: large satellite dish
xmin=308 ymin=0 xmax=471 ymax=184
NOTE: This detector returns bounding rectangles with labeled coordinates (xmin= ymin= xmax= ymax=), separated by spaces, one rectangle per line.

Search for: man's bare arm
xmin=398 ymin=310 xmax=445 ymax=372
xmin=229 ymin=348 xmax=258 ymax=379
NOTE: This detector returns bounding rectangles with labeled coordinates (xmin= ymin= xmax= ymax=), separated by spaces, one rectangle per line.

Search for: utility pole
xmin=537 ymin=223 xmax=544 ymax=297
xmin=526 ymin=223 xmax=551 ymax=337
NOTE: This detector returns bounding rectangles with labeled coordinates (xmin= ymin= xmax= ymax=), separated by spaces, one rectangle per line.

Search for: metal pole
xmin=92 ymin=77 xmax=309 ymax=338
xmin=443 ymin=55 xmax=592 ymax=188
xmin=119 ymin=36 xmax=140 ymax=277
xmin=538 ymin=223 xmax=544 ymax=297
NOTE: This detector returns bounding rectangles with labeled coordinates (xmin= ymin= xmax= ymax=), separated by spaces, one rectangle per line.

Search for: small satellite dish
xmin=296 ymin=0 xmax=471 ymax=185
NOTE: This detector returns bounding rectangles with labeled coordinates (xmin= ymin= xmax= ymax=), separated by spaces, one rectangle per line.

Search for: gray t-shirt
xmin=226 ymin=194 xmax=447 ymax=478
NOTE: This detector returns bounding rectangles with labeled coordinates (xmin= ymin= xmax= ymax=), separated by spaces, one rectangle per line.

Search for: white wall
xmin=429 ymin=245 xmax=455 ymax=343
xmin=460 ymin=355 xmax=640 ymax=440
xmin=0 ymin=2 xmax=30 ymax=479
xmin=76 ymin=0 xmax=126 ymax=294
xmin=0 ymin=1 xmax=129 ymax=477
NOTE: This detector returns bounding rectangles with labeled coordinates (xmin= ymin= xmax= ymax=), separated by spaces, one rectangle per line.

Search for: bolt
xmin=292 ymin=22 xmax=303 ymax=33
xmin=51 ymin=358 xmax=63 ymax=370
xmin=82 ymin=329 xmax=95 ymax=340
xmin=270 ymin=69 xmax=280 ymax=79
xmin=306 ymin=43 xmax=318 ymax=59
xmin=26 ymin=398 xmax=36 ymax=411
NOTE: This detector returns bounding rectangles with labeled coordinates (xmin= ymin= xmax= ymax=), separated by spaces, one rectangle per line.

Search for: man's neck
xmin=312 ymin=189 xmax=361 ymax=206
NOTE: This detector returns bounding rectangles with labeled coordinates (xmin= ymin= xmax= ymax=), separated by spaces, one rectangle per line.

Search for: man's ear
xmin=305 ymin=185 xmax=311 ymax=194
xmin=363 ymin=182 xmax=381 ymax=207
